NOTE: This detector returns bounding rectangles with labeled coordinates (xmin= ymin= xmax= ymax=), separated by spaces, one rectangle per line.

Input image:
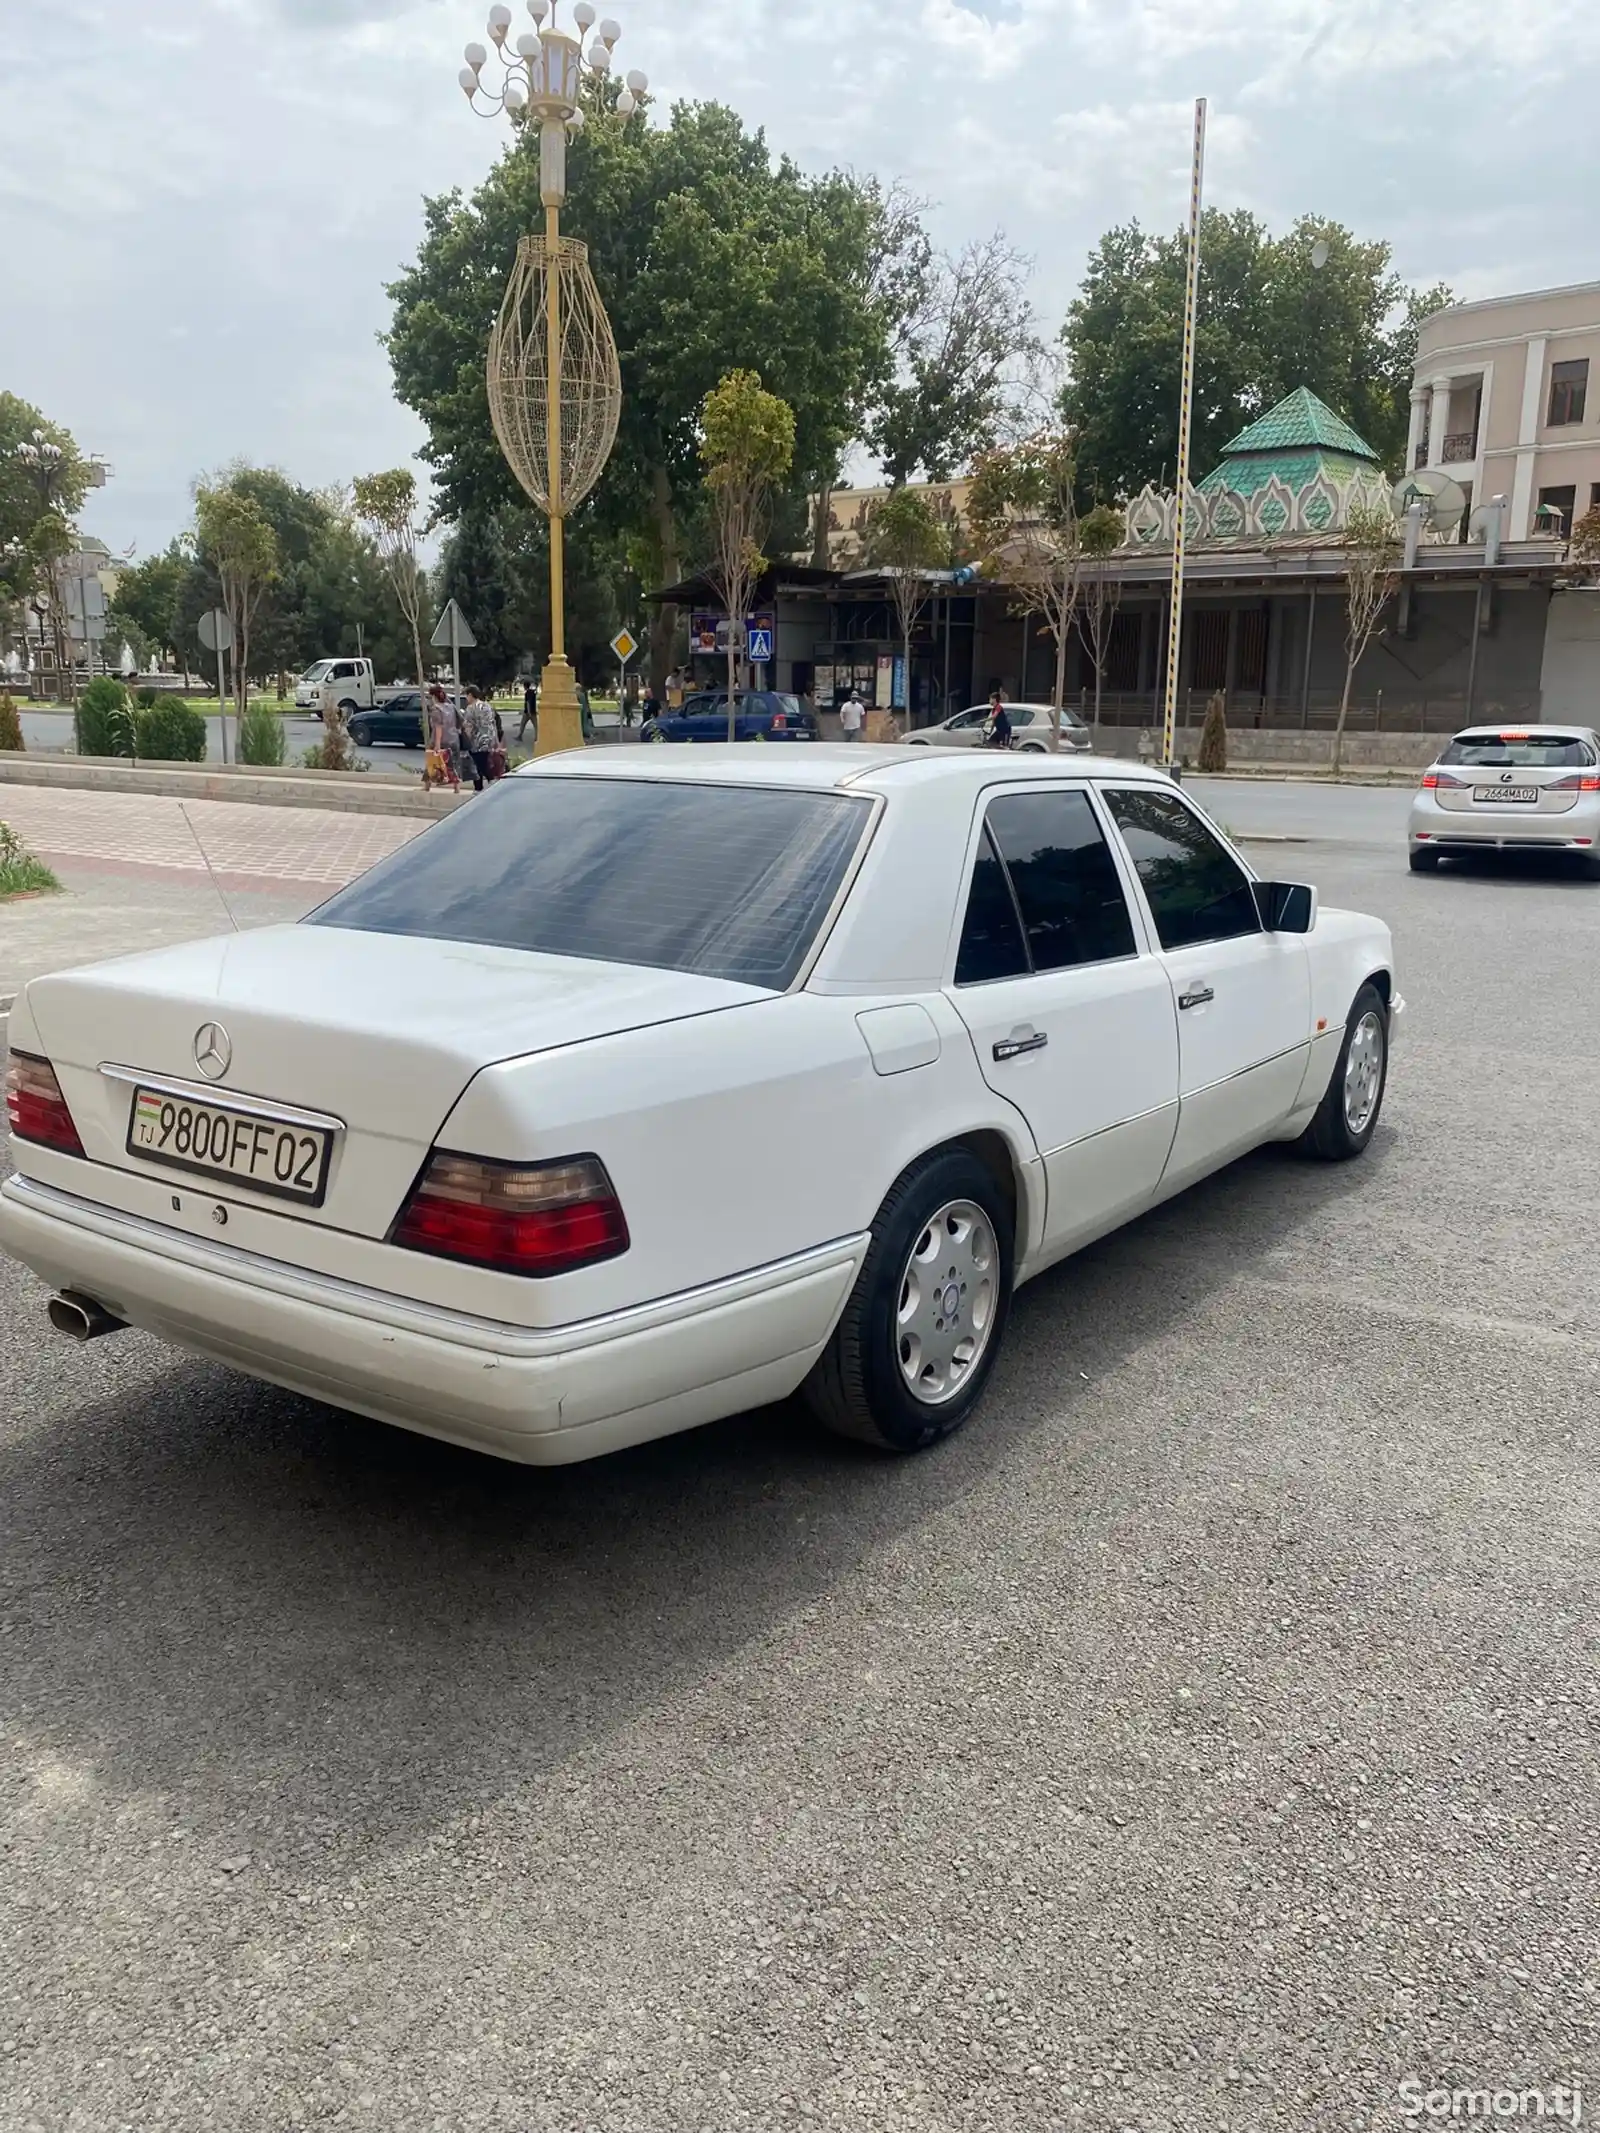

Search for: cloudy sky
xmin=4 ymin=0 xmax=1593 ymax=559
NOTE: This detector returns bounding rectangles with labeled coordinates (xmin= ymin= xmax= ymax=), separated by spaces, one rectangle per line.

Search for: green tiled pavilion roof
xmin=1216 ymin=387 xmax=1380 ymax=461
xmin=1197 ymin=446 xmax=1378 ymax=498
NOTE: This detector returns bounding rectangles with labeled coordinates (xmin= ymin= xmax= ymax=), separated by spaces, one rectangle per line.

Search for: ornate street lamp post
xmin=460 ymin=2 xmax=646 ymax=754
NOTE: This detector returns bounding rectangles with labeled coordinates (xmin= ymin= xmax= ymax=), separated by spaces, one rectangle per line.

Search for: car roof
xmin=524 ymin=743 xmax=1170 ymax=796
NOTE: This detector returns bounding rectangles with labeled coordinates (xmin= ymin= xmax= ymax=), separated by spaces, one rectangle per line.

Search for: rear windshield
xmin=308 ymin=776 xmax=872 ymax=990
xmin=1441 ymin=732 xmax=1593 ymax=767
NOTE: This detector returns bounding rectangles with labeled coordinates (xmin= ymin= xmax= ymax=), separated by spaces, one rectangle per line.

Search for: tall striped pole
xmin=1161 ymin=96 xmax=1207 ymax=768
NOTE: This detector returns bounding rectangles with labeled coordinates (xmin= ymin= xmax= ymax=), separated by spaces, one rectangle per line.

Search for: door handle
xmin=1178 ymin=984 xmax=1215 ymax=1010
xmin=993 ymin=1030 xmax=1048 ymax=1061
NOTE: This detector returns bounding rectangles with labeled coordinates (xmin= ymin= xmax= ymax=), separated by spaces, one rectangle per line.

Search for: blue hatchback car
xmin=642 ymin=691 xmax=817 ymax=744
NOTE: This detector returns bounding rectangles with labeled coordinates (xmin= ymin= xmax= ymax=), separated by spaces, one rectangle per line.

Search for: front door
xmin=947 ymin=786 xmax=1180 ymax=1260
xmin=1100 ymin=786 xmax=1311 ymax=1189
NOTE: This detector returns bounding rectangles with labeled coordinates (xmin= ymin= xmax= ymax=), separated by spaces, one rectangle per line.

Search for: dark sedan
xmin=347 ymin=694 xmax=427 ymax=748
xmin=642 ymin=691 xmax=817 ymax=743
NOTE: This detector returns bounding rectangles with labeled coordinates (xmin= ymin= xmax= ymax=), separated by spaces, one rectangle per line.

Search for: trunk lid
xmin=1432 ymin=763 xmax=1583 ymax=816
xmin=25 ymin=925 xmax=761 ymax=1238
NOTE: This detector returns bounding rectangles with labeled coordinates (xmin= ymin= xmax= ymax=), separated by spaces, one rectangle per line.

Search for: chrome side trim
xmin=97 ymin=1064 xmax=346 ymax=1138
xmin=0 ymin=1173 xmax=867 ymax=1359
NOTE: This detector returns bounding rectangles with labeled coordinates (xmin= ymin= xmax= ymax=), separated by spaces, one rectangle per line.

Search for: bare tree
xmin=698 ymin=370 xmax=795 ymax=741
xmin=967 ymin=428 xmax=1084 ymax=748
xmin=1077 ymin=503 xmax=1124 ymax=732
xmin=1333 ymin=502 xmax=1401 ymax=776
xmin=353 ymin=470 xmax=430 ymax=709
xmin=865 ymin=487 xmax=947 ymax=733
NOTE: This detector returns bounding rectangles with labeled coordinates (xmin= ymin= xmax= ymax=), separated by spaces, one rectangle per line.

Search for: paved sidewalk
xmin=0 ymin=784 xmax=426 ymax=893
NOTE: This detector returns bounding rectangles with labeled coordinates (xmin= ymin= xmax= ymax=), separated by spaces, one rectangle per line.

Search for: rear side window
xmin=1103 ymin=787 xmax=1260 ymax=952
xmin=954 ymin=829 xmax=1029 ymax=985
xmin=1440 ymin=731 xmax=1593 ymax=767
xmin=984 ymin=790 xmax=1136 ymax=970
xmin=310 ymin=777 xmax=872 ymax=990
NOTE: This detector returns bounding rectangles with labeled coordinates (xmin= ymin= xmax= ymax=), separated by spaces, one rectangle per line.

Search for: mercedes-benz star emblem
xmin=193 ymin=1021 xmax=232 ymax=1080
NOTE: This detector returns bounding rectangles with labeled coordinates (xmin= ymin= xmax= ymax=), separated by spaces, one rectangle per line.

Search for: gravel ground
xmin=2 ymin=809 xmax=1598 ymax=2133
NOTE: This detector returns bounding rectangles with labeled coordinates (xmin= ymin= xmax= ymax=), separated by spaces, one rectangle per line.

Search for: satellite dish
xmin=1467 ymin=504 xmax=1496 ymax=544
xmin=1391 ymin=468 xmax=1467 ymax=539
xmin=1310 ymin=238 xmax=1330 ymax=270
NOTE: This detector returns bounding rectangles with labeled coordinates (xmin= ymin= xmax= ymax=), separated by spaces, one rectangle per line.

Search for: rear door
xmin=946 ymin=786 xmax=1179 ymax=1256
xmin=1101 ymin=785 xmax=1310 ymax=1188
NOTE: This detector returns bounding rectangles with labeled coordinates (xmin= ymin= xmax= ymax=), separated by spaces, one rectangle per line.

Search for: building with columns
xmin=1409 ymin=281 xmax=1600 ymax=541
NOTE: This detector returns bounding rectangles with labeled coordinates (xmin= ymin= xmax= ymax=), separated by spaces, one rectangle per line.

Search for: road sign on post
xmin=746 ymin=626 xmax=774 ymax=664
xmin=609 ymin=628 xmax=637 ymax=666
xmin=197 ymin=606 xmax=232 ymax=765
xmin=430 ymin=600 xmax=477 ymax=713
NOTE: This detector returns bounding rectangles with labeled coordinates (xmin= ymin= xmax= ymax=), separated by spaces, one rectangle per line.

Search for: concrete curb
xmin=0 ymin=753 xmax=466 ymax=819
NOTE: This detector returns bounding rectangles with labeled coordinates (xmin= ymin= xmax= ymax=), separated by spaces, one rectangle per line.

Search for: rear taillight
xmin=1421 ymin=770 xmax=1466 ymax=790
xmin=1550 ymin=773 xmax=1600 ymax=792
xmin=392 ymin=1151 xmax=628 ymax=1277
xmin=5 ymin=1051 xmax=85 ymax=1157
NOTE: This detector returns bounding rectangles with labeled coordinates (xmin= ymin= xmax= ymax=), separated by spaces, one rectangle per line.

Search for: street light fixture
xmin=461 ymin=2 xmax=646 ymax=753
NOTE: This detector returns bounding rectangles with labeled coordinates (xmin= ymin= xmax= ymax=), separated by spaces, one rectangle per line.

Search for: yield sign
xmin=429 ymin=598 xmax=477 ymax=650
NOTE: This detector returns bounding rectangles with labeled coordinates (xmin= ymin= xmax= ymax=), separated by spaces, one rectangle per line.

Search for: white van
xmin=294 ymin=658 xmax=376 ymax=714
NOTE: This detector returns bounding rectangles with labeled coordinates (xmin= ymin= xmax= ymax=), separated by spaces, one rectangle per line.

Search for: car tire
xmin=337 ymin=698 xmax=360 ymax=718
xmin=1301 ymin=982 xmax=1389 ymax=1163
xmin=803 ymin=1145 xmax=1014 ymax=1453
xmin=1408 ymin=849 xmax=1440 ymax=873
xmin=1018 ymin=740 xmax=1047 ymax=753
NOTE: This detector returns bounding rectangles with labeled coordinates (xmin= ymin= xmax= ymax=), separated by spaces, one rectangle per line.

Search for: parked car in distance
xmin=295 ymin=658 xmax=378 ymax=715
xmin=643 ymin=691 xmax=817 ymax=743
xmin=908 ymin=702 xmax=1092 ymax=753
xmin=1 ymin=746 xmax=1401 ymax=1470
xmin=1408 ymin=724 xmax=1600 ymax=876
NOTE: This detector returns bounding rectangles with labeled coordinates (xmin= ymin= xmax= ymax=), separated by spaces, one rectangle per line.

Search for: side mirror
xmin=1255 ymin=880 xmax=1317 ymax=934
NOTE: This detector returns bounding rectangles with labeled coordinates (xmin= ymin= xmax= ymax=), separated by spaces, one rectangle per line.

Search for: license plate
xmin=126 ymin=1087 xmax=333 ymax=1205
xmin=1473 ymin=786 xmax=1537 ymax=803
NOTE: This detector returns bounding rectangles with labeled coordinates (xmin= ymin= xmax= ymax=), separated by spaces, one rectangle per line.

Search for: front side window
xmin=1103 ymin=787 xmax=1261 ymax=952
xmin=1548 ymin=358 xmax=1588 ymax=427
xmin=984 ymin=790 xmax=1137 ymax=971
xmin=311 ymin=777 xmax=872 ymax=991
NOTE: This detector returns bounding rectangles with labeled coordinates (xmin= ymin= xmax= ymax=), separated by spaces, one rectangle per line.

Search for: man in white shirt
xmin=839 ymin=690 xmax=865 ymax=741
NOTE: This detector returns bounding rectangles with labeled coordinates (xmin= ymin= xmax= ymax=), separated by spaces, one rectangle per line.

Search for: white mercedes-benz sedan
xmin=1 ymin=749 xmax=1402 ymax=1465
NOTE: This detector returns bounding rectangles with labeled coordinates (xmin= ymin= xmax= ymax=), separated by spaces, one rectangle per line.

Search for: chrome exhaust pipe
xmin=48 ymin=1291 xmax=127 ymax=1342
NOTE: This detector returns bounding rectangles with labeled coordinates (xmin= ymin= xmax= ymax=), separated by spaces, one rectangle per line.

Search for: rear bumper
xmin=0 ymin=1174 xmax=867 ymax=1465
xmin=1408 ymin=792 xmax=1600 ymax=850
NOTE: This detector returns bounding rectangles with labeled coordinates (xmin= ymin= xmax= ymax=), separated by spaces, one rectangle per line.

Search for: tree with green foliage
xmin=0 ymin=394 xmax=92 ymax=608
xmin=698 ymin=370 xmax=795 ymax=739
xmin=0 ymin=694 xmax=23 ymax=752
xmin=1061 ymin=213 xmax=1452 ymax=501
xmin=238 ymin=700 xmax=289 ymax=767
xmin=107 ymin=542 xmax=189 ymax=672
xmin=434 ymin=507 xmax=626 ymax=691
xmin=869 ymin=229 xmax=1043 ymax=487
xmin=387 ymin=98 xmax=899 ymax=690
xmin=968 ymin=428 xmax=1084 ymax=742
xmin=75 ymin=675 xmax=135 ymax=759
xmin=194 ymin=483 xmax=278 ymax=723
xmin=865 ymin=486 xmax=947 ymax=729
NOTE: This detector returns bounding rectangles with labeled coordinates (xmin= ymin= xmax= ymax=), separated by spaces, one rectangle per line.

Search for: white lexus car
xmin=1408 ymin=723 xmax=1600 ymax=873
xmin=2 ymin=749 xmax=1401 ymax=1466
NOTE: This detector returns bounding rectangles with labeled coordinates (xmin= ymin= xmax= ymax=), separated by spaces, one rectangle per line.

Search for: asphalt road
xmin=3 ymin=796 xmax=1598 ymax=2132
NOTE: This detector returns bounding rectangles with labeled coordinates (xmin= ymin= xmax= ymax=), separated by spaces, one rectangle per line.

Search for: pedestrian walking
xmin=424 ymin=683 xmax=461 ymax=789
xmin=839 ymin=688 xmax=865 ymax=742
xmin=516 ymin=677 xmax=537 ymax=745
xmin=460 ymin=686 xmax=498 ymax=792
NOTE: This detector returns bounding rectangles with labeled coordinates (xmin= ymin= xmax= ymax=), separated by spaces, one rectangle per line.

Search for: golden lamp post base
xmin=531 ymin=654 xmax=587 ymax=756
